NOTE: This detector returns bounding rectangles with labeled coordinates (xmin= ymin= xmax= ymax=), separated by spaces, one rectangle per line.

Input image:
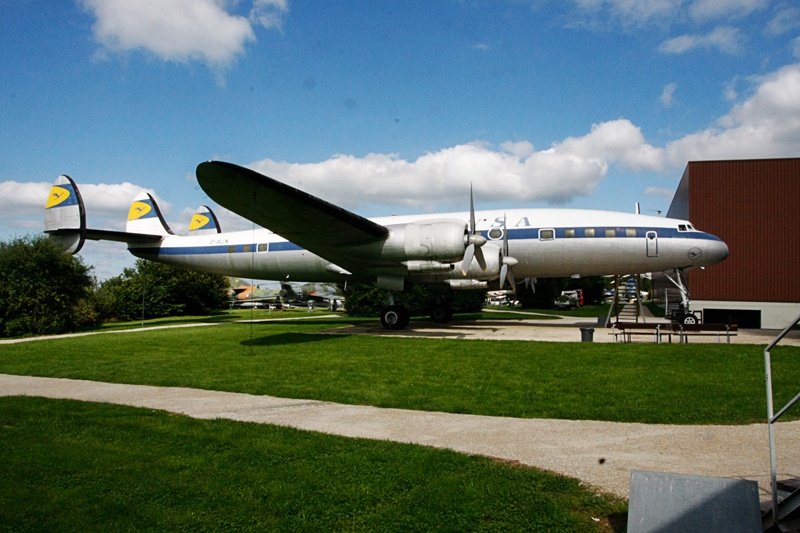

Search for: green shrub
xmin=100 ymin=259 xmax=229 ymax=321
xmin=0 ymin=235 xmax=94 ymax=337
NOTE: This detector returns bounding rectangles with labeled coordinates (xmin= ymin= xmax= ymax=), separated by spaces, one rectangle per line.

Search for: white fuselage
xmin=128 ymin=208 xmax=729 ymax=284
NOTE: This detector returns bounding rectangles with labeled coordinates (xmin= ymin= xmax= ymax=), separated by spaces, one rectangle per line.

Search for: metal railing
xmin=763 ymin=312 xmax=800 ymax=529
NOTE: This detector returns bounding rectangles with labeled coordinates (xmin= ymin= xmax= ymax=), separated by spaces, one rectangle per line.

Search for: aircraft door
xmin=646 ymin=231 xmax=658 ymax=257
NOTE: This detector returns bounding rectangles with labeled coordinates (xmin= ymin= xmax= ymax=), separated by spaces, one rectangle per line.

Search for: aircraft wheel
xmin=430 ymin=304 xmax=453 ymax=324
xmin=682 ymin=314 xmax=698 ymax=325
xmin=381 ymin=305 xmax=410 ymax=330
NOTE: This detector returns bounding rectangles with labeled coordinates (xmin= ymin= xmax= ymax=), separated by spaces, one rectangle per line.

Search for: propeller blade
xmin=461 ymin=243 xmax=475 ymax=276
xmin=500 ymin=263 xmax=508 ymax=289
xmin=475 ymin=245 xmax=486 ymax=271
xmin=502 ymin=214 xmax=509 ymax=257
xmin=469 ymin=183 xmax=476 ymax=235
xmin=508 ymin=269 xmax=516 ymax=292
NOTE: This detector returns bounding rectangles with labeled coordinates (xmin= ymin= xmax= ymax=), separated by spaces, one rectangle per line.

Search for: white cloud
xmin=569 ymin=0 xmax=766 ymax=27
xmin=0 ymin=180 xmax=169 ymax=231
xmin=77 ymin=0 xmax=285 ymax=68
xmin=661 ymin=82 xmax=677 ymax=106
xmin=570 ymin=0 xmax=683 ymax=27
xmin=249 ymin=0 xmax=288 ymax=31
xmin=724 ymin=77 xmax=739 ymax=101
xmin=688 ymin=0 xmax=768 ymax=22
xmin=245 ymin=61 xmax=800 ymax=210
xmin=766 ymin=6 xmax=800 ymax=36
xmin=664 ymin=62 xmax=800 ymax=164
xmin=658 ymin=26 xmax=744 ymax=54
xmin=246 ymin=120 xmax=663 ymax=210
xmin=500 ymin=141 xmax=535 ymax=159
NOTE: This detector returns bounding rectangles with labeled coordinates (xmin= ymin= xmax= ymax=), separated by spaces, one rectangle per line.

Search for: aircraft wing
xmin=196 ymin=161 xmax=390 ymax=273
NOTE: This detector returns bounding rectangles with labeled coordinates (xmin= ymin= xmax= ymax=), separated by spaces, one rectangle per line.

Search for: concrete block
xmin=628 ymin=470 xmax=761 ymax=533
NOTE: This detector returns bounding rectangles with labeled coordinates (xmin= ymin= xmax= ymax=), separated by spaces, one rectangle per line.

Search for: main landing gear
xmin=379 ymin=295 xmax=454 ymax=330
xmin=380 ymin=305 xmax=410 ymax=330
xmin=430 ymin=303 xmax=453 ymax=324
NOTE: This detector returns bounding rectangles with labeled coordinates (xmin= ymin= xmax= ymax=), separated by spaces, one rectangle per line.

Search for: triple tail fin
xmin=188 ymin=205 xmax=222 ymax=236
xmin=44 ymin=175 xmax=86 ymax=254
xmin=126 ymin=192 xmax=174 ymax=237
xmin=44 ymin=176 xmax=165 ymax=254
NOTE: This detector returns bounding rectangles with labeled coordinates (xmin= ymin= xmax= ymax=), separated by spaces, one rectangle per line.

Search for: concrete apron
xmin=2 ymin=374 xmax=798 ymax=500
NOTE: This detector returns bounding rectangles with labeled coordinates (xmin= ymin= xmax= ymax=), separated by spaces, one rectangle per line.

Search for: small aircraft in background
xmin=44 ymin=161 xmax=729 ymax=329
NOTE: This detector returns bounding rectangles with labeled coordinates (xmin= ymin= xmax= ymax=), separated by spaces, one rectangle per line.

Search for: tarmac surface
xmin=2 ymin=309 xmax=799 ymax=500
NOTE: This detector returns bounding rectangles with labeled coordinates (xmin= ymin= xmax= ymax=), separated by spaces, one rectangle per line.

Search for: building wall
xmin=668 ymin=158 xmax=800 ymax=304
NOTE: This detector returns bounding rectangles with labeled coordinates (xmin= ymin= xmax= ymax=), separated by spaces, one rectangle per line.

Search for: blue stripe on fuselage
xmin=132 ymin=226 xmax=719 ymax=256
xmin=484 ymin=227 xmax=722 ymax=242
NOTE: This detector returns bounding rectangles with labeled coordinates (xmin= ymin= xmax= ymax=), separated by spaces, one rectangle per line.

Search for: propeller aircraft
xmin=44 ymin=161 xmax=729 ymax=329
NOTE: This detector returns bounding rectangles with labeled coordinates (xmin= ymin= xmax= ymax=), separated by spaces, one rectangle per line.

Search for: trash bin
xmin=580 ymin=327 xmax=595 ymax=342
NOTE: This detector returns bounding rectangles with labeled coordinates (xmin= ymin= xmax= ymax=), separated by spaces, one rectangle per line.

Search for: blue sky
xmin=2 ymin=0 xmax=799 ymax=279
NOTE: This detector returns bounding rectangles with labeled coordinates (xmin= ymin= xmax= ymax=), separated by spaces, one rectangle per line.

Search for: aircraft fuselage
xmin=129 ymin=208 xmax=728 ymax=285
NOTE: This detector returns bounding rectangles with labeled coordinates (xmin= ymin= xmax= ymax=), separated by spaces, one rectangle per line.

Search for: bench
xmin=611 ymin=322 xmax=738 ymax=344
xmin=674 ymin=323 xmax=738 ymax=344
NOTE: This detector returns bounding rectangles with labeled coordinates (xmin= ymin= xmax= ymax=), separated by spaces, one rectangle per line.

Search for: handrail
xmin=764 ymin=311 xmax=800 ymax=528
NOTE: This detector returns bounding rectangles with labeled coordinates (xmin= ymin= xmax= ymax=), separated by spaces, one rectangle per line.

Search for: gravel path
xmin=2 ymin=373 xmax=797 ymax=499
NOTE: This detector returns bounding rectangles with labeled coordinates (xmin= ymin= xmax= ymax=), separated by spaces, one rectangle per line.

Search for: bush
xmin=0 ymin=235 xmax=94 ymax=337
xmin=342 ymin=282 xmax=486 ymax=317
xmin=100 ymin=259 xmax=229 ymax=321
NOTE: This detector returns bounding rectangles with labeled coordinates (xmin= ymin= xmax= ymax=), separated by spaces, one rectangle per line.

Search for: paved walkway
xmin=320 ymin=315 xmax=800 ymax=345
xmin=2 ymin=374 xmax=798 ymax=500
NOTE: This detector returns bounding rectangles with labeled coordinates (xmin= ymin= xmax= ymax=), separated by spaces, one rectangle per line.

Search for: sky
xmin=2 ymin=0 xmax=799 ymax=279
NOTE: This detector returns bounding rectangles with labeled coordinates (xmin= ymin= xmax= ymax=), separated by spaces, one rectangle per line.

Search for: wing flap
xmin=196 ymin=161 xmax=389 ymax=252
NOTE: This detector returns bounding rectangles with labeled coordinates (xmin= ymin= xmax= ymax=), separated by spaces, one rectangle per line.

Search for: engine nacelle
xmin=452 ymin=242 xmax=502 ymax=280
xmin=401 ymin=219 xmax=468 ymax=262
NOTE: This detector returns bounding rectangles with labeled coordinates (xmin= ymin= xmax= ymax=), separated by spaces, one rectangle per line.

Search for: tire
xmin=430 ymin=304 xmax=453 ymax=324
xmin=381 ymin=305 xmax=410 ymax=330
xmin=682 ymin=314 xmax=698 ymax=325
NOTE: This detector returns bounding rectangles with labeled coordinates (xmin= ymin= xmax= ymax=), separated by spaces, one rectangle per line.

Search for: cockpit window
xmin=687 ymin=224 xmax=694 ymax=230
xmin=678 ymin=224 xmax=687 ymax=232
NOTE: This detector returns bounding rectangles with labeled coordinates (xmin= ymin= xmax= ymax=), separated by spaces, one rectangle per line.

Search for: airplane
xmin=279 ymin=282 xmax=344 ymax=309
xmin=44 ymin=161 xmax=730 ymax=329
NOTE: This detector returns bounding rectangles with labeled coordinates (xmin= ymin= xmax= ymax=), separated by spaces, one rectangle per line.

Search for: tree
xmin=100 ymin=259 xmax=229 ymax=320
xmin=0 ymin=235 xmax=95 ymax=337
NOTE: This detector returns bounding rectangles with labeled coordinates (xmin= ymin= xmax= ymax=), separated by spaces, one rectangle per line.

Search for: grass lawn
xmin=78 ymin=308 xmax=350 ymax=332
xmin=0 ymin=396 xmax=626 ymax=532
xmin=1 ymin=318 xmax=797 ymax=425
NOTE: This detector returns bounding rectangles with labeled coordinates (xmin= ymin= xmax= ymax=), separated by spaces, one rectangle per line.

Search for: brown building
xmin=657 ymin=157 xmax=800 ymax=328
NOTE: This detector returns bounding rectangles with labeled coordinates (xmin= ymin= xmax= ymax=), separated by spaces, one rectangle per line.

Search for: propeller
xmin=499 ymin=214 xmax=519 ymax=291
xmin=460 ymin=184 xmax=487 ymax=275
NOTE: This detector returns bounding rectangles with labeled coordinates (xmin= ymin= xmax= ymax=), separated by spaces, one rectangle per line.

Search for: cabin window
xmin=678 ymin=224 xmax=687 ymax=231
xmin=605 ymin=229 xmax=616 ymax=238
xmin=227 ymin=246 xmax=235 ymax=253
xmin=584 ymin=228 xmax=595 ymax=237
xmin=539 ymin=229 xmax=554 ymax=240
xmin=564 ymin=229 xmax=575 ymax=238
xmin=626 ymin=228 xmax=636 ymax=237
xmin=242 ymin=245 xmax=251 ymax=253
xmin=258 ymin=243 xmax=268 ymax=252
xmin=488 ymin=228 xmax=503 ymax=240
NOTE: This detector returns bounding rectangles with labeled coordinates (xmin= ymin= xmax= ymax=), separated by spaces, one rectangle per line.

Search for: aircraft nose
xmin=700 ymin=235 xmax=729 ymax=266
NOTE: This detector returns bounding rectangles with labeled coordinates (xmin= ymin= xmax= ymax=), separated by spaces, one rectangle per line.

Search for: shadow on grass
xmin=241 ymin=332 xmax=347 ymax=347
